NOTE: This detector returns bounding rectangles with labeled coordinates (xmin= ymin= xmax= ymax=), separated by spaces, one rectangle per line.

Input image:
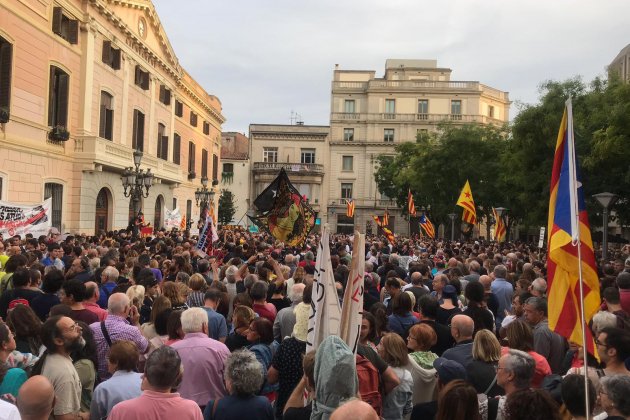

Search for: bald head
xmin=451 ymin=314 xmax=474 ymax=342
xmin=107 ymin=292 xmax=130 ymax=315
xmin=331 ymin=399 xmax=379 ymax=420
xmin=410 ymin=271 xmax=422 ymax=285
xmin=17 ymin=375 xmax=55 ymax=419
xmin=84 ymin=281 xmax=99 ymax=302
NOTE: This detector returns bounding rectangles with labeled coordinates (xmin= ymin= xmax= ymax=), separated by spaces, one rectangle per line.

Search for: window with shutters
xmin=341 ymin=183 xmax=353 ymax=199
xmin=343 ymin=128 xmax=354 ymax=141
xmin=188 ymin=141 xmax=196 ymax=174
xmin=186 ymin=200 xmax=192 ymax=229
xmin=48 ymin=66 xmax=69 ymax=128
xmin=190 ymin=111 xmax=197 ymax=127
xmin=132 ymin=109 xmax=145 ymax=151
xmin=383 ymin=128 xmax=394 ymax=142
xmin=134 ymin=65 xmax=149 ymax=90
xmin=52 ymin=7 xmax=78 ymax=45
xmin=203 ymin=121 xmax=210 ymax=135
xmin=301 ymin=149 xmax=316 ymax=164
xmin=99 ymin=91 xmax=113 ymax=140
xmin=173 ymin=133 xmax=181 ymax=164
xmin=159 ymin=85 xmax=171 ymax=106
xmin=344 ymin=100 xmax=355 ymax=113
xmin=263 ymin=147 xmax=278 ymax=163
xmin=201 ymin=149 xmax=208 ymax=178
xmin=101 ymin=41 xmax=121 ymax=70
xmin=175 ymin=100 xmax=183 ymax=117
xmin=172 ymin=197 xmax=177 ymax=210
xmin=44 ymin=183 xmax=63 ymax=229
xmin=0 ymin=37 xmax=12 ymax=123
xmin=157 ymin=123 xmax=168 ymax=160
xmin=212 ymin=154 xmax=218 ymax=180
xmin=342 ymin=156 xmax=353 ymax=171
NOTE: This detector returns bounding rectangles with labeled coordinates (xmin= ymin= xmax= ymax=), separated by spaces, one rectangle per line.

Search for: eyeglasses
xmin=595 ymin=340 xmax=608 ymax=348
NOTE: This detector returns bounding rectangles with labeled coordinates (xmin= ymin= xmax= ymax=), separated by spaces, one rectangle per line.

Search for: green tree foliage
xmin=217 ymin=189 xmax=236 ymax=226
xmin=375 ymin=76 xmax=630 ymax=233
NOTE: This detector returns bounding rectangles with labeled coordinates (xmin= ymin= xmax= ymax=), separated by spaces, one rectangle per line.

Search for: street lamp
xmin=448 ymin=213 xmax=456 ymax=241
xmin=593 ymin=192 xmax=618 ymax=261
xmin=122 ymin=150 xmax=153 ymax=216
xmin=195 ymin=177 xmax=219 ymax=221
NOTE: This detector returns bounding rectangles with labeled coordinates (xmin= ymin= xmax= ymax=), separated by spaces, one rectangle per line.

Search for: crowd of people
xmin=0 ymin=227 xmax=630 ymax=420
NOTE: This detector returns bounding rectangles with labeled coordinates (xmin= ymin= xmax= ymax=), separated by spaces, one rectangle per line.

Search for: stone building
xmin=220 ymin=132 xmax=250 ymax=226
xmin=0 ymin=0 xmax=224 ymax=234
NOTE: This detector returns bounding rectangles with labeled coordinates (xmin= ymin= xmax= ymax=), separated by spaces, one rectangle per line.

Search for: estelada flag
xmin=408 ymin=190 xmax=416 ymax=216
xmin=492 ymin=207 xmax=507 ymax=242
xmin=456 ymin=180 xmax=477 ymax=225
xmin=383 ymin=210 xmax=390 ymax=226
xmin=372 ymin=215 xmax=395 ymax=244
xmin=346 ymin=199 xmax=355 ymax=218
xmin=419 ymin=214 xmax=435 ymax=239
xmin=547 ymin=98 xmax=599 ymax=358
xmin=253 ymin=168 xmax=315 ymax=246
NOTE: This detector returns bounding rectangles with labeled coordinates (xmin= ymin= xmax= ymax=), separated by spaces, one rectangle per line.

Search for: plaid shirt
xmin=90 ymin=315 xmax=149 ymax=380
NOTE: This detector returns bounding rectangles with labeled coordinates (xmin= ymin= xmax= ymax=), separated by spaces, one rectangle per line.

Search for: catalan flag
xmin=383 ymin=210 xmax=390 ymax=226
xmin=346 ymin=199 xmax=355 ymax=218
xmin=456 ymin=180 xmax=477 ymax=225
xmin=372 ymin=215 xmax=395 ymax=244
xmin=492 ymin=207 xmax=506 ymax=242
xmin=419 ymin=214 xmax=435 ymax=239
xmin=408 ymin=190 xmax=416 ymax=216
xmin=180 ymin=215 xmax=187 ymax=230
xmin=547 ymin=98 xmax=599 ymax=359
xmin=208 ymin=204 xmax=217 ymax=225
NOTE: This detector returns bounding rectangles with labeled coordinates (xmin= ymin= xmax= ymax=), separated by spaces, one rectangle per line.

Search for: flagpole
xmin=567 ymin=98 xmax=591 ymax=420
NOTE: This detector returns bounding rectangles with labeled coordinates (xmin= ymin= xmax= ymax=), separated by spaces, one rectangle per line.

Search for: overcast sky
xmin=153 ymin=0 xmax=630 ymax=134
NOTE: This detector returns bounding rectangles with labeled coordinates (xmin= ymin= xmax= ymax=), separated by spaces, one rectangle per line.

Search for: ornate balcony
xmin=330 ymin=112 xmax=504 ymax=124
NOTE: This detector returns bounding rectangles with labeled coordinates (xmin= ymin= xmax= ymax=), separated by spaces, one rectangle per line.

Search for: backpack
xmin=356 ymin=354 xmax=382 ymax=416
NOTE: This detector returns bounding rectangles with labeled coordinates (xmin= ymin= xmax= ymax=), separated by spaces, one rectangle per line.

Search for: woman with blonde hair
xmin=466 ymin=329 xmax=503 ymax=397
xmin=126 ymin=285 xmax=145 ymax=312
xmin=140 ymin=295 xmax=172 ymax=340
xmin=406 ymin=323 xmax=438 ymax=404
xmin=378 ymin=333 xmax=413 ymax=420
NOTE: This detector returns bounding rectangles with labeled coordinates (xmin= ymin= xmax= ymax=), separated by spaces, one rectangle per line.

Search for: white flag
xmin=306 ymin=226 xmax=342 ymax=353
xmin=339 ymin=231 xmax=365 ymax=354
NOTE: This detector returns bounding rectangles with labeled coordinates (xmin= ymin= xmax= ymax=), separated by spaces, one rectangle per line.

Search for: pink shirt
xmin=108 ymin=390 xmax=202 ymax=420
xmin=171 ymin=332 xmax=230 ymax=406
xmin=620 ymin=289 xmax=630 ymax=315
xmin=84 ymin=302 xmax=108 ymax=321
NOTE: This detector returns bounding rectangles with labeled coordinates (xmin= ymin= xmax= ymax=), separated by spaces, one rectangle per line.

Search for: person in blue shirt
xmin=388 ymin=292 xmax=418 ymax=339
xmin=202 ymin=290 xmax=227 ymax=343
xmin=490 ymin=264 xmax=513 ymax=331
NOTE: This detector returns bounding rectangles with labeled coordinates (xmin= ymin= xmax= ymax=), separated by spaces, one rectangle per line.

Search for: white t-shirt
xmin=0 ymin=399 xmax=21 ymax=420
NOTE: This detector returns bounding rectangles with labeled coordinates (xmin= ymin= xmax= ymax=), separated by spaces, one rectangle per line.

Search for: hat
xmin=443 ymin=285 xmax=457 ymax=297
xmin=433 ymin=357 xmax=467 ymax=384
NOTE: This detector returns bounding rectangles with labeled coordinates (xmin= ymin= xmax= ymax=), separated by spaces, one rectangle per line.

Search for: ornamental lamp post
xmin=448 ymin=213 xmax=456 ymax=242
xmin=122 ymin=150 xmax=153 ymax=216
xmin=195 ymin=176 xmax=211 ymax=218
xmin=593 ymin=192 xmax=618 ymax=261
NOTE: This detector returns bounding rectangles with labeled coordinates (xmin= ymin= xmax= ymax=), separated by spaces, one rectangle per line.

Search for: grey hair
xmin=389 ymin=254 xmax=400 ymax=264
xmin=145 ymin=346 xmax=182 ymax=389
xmin=531 ymin=278 xmax=547 ymax=293
xmin=176 ymin=271 xmax=190 ymax=285
xmin=601 ymin=375 xmax=630 ymax=416
xmin=244 ymin=274 xmax=258 ymax=290
xmin=493 ymin=265 xmax=507 ymax=279
xmin=305 ymin=251 xmax=314 ymax=261
xmin=102 ymin=266 xmax=119 ymax=282
xmin=224 ymin=350 xmax=264 ymax=396
xmin=503 ymin=349 xmax=536 ymax=389
xmin=592 ymin=311 xmax=617 ymax=335
xmin=108 ymin=292 xmax=130 ymax=315
xmin=89 ymin=257 xmax=101 ymax=271
xmin=364 ymin=262 xmax=373 ymax=272
xmin=225 ymin=265 xmax=238 ymax=282
xmin=525 ymin=296 xmax=548 ymax=317
xmin=180 ymin=307 xmax=208 ymax=333
xmin=468 ymin=260 xmax=480 ymax=273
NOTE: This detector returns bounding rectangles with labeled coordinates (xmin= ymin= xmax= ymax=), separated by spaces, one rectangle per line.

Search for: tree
xmin=217 ymin=189 xmax=236 ymax=226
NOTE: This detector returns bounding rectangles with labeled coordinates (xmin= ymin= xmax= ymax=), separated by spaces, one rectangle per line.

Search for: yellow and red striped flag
xmin=456 ymin=180 xmax=477 ymax=225
xmin=547 ymin=99 xmax=599 ymax=358
xmin=372 ymin=215 xmax=395 ymax=244
xmin=208 ymin=205 xmax=217 ymax=225
xmin=419 ymin=214 xmax=435 ymax=239
xmin=346 ymin=199 xmax=355 ymax=218
xmin=383 ymin=210 xmax=390 ymax=226
xmin=408 ymin=190 xmax=416 ymax=216
xmin=492 ymin=207 xmax=506 ymax=242
xmin=180 ymin=215 xmax=187 ymax=230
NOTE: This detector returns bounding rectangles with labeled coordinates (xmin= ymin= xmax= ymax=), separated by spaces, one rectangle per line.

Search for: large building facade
xmin=220 ymin=132 xmax=250 ymax=226
xmin=0 ymin=0 xmax=224 ymax=234
xmin=327 ymin=59 xmax=510 ymax=234
xmin=249 ymin=124 xmax=328 ymax=227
